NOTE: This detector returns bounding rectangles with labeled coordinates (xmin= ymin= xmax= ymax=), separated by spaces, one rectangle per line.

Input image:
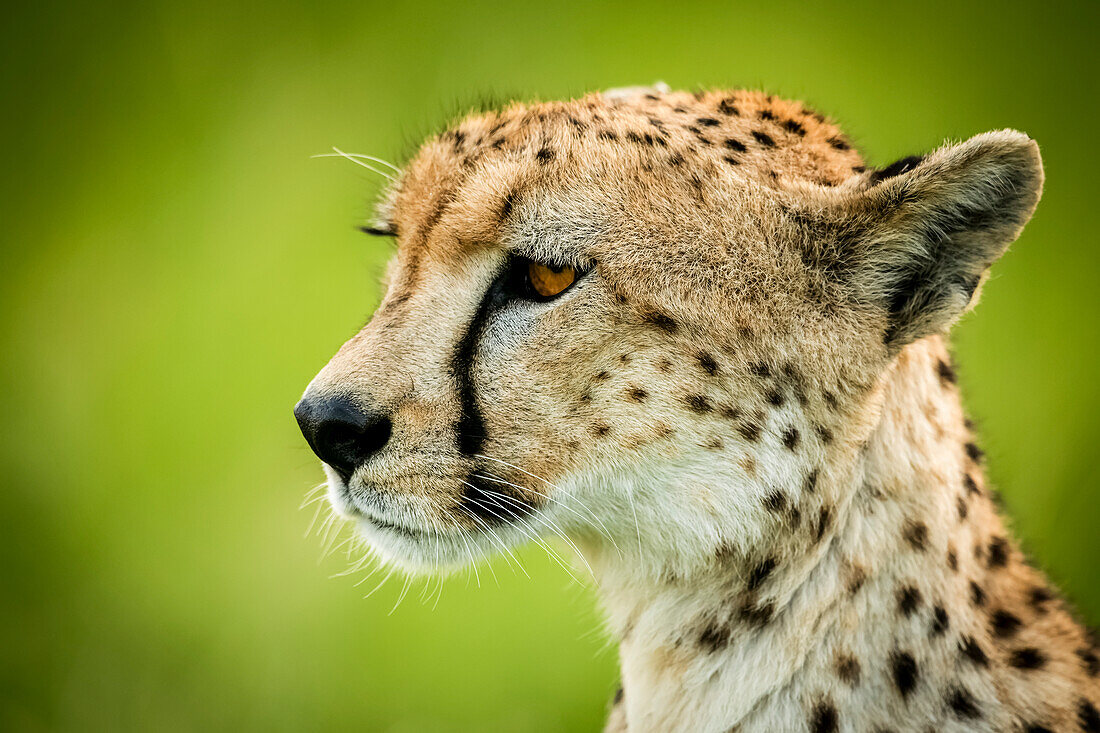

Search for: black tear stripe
xmin=452 ymin=268 xmax=508 ymax=456
xmin=450 ymin=264 xmax=540 ymax=525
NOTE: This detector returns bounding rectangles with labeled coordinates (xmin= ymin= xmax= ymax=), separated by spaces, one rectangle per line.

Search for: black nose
xmin=294 ymin=394 xmax=392 ymax=480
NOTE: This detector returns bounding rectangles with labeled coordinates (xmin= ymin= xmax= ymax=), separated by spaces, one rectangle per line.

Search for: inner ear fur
xmin=830 ymin=130 xmax=1043 ymax=349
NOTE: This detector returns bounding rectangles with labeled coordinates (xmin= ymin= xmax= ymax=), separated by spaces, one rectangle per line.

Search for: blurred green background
xmin=1 ymin=0 xmax=1098 ymax=730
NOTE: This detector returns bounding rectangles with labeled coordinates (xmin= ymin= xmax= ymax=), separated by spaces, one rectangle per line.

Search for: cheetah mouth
xmin=355 ymin=510 xmax=435 ymax=538
xmin=328 ymin=467 xmax=538 ymax=541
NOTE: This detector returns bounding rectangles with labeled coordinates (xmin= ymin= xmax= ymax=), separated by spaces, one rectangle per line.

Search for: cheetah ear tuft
xmin=839 ymin=130 xmax=1043 ymax=349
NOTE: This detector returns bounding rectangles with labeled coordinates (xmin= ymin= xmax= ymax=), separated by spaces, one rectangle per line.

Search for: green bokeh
xmin=2 ymin=1 xmax=1097 ymax=730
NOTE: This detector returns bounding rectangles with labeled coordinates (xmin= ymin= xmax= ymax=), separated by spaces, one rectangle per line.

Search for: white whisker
xmin=463 ymin=486 xmax=583 ymax=585
xmin=312 ymin=147 xmax=396 ymax=181
xmin=456 ymin=499 xmax=528 ymax=579
xmin=472 ymin=484 xmax=595 ymax=581
xmin=362 ymin=564 xmax=396 ymax=599
xmin=389 ymin=573 xmax=413 ymax=615
xmin=474 ymin=454 xmax=619 ymax=552
xmin=474 ymin=470 xmax=621 ymax=559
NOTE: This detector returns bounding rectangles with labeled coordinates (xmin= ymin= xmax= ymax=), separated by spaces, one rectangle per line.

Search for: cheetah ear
xmin=836 ymin=130 xmax=1043 ymax=349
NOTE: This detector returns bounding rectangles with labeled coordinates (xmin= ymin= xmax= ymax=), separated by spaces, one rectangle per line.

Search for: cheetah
xmin=294 ymin=84 xmax=1099 ymax=732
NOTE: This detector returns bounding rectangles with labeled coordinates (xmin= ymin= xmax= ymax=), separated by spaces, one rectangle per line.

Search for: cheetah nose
xmin=293 ymin=393 xmax=392 ymax=481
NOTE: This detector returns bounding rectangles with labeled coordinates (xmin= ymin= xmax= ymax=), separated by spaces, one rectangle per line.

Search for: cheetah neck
xmin=595 ymin=337 xmax=1086 ymax=732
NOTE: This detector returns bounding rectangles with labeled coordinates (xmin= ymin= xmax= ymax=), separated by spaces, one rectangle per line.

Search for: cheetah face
xmin=295 ymin=88 xmax=1041 ymax=576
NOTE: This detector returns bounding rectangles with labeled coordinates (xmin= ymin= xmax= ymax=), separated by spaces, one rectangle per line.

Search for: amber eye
xmin=527 ymin=261 xmax=577 ymax=299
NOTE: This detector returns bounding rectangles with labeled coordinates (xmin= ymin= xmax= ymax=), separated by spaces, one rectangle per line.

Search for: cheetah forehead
xmin=382 ymin=88 xmax=868 ymax=251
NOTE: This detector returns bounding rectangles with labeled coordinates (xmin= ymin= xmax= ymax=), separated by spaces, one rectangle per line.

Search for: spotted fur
xmin=298 ymin=84 xmax=1097 ymax=732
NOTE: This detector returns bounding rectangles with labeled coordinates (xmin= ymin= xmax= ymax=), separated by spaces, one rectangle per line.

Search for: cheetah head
xmin=295 ymin=87 xmax=1042 ymax=578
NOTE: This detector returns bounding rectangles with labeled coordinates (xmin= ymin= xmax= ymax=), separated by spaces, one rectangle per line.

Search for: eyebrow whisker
xmin=312 ymin=147 xmax=396 ymax=181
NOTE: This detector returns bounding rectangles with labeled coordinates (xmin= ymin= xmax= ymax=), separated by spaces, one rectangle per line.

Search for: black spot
xmin=1077 ymin=646 xmax=1100 ymax=677
xmin=869 ymin=155 xmax=924 ymax=185
xmin=642 ymin=310 xmax=678 ymax=333
xmin=698 ymin=617 xmax=730 ymax=652
xmin=724 ymin=138 xmax=747 ymax=153
xmin=593 ymin=370 xmax=611 ymax=382
xmin=738 ymin=421 xmax=762 ymax=442
xmin=535 ymin=147 xmax=555 ymax=164
xmin=1079 ymin=698 xmax=1100 ymax=732
xmin=965 ymin=442 xmax=984 ymax=462
xmin=947 ymin=547 xmax=958 ymax=571
xmin=903 ymin=521 xmax=928 ymax=552
xmin=835 ymin=654 xmax=861 ymax=685
xmin=956 ymin=495 xmax=969 ymax=521
xmin=722 ymin=155 xmax=740 ymax=166
xmin=814 ymin=425 xmax=833 ymax=444
xmin=804 ymin=469 xmax=819 ymax=494
xmin=685 ymin=394 xmax=714 ymax=414
xmin=739 ymin=600 xmax=775 ymax=626
xmin=897 ymin=586 xmax=922 ymax=617
xmin=750 ymin=362 xmax=771 ymax=378
xmin=991 ymin=609 xmax=1022 ymax=638
xmin=597 ymin=130 xmax=618 ymax=142
xmin=846 ymin=565 xmax=867 ymax=594
xmin=499 ymin=190 xmax=518 ymax=220
xmin=762 ymin=490 xmax=787 ymax=513
xmin=970 ymin=581 xmax=986 ymax=607
xmin=827 ymin=136 xmax=850 ymax=151
xmin=947 ymin=686 xmax=980 ymax=719
xmin=822 ymin=390 xmax=839 ymax=410
xmin=751 ymin=130 xmax=775 ymax=147
xmin=626 ymin=386 xmax=648 ymax=403
xmin=936 ymin=359 xmax=957 ymax=386
xmin=787 ymin=504 xmax=802 ymax=529
xmin=1009 ymin=647 xmax=1046 ymax=670
xmin=697 ymin=352 xmax=719 ymax=376
xmin=717 ymin=98 xmax=740 ymax=116
xmin=625 ymin=130 xmax=644 ymax=145
xmin=890 ymin=650 xmax=919 ymax=698
xmin=613 ymin=687 xmax=624 ymax=705
xmin=809 ymin=700 xmax=838 ymax=733
xmin=814 ymin=506 xmax=832 ymax=542
xmin=747 ymin=557 xmax=776 ymax=590
xmin=959 ymin=636 xmax=989 ymax=667
xmin=1024 ymin=725 xmax=1052 ymax=733
xmin=930 ymin=605 xmax=949 ymax=636
xmin=758 ymin=109 xmax=776 ymax=121
xmin=964 ymin=474 xmax=980 ymax=495
xmin=1029 ymin=586 xmax=1054 ymax=611
xmin=782 ymin=427 xmax=800 ymax=450
xmin=765 ymin=388 xmax=784 ymax=406
xmin=697 ymin=117 xmax=721 ymax=127
xmin=592 ymin=423 xmax=611 ymax=438
xmin=987 ymin=537 xmax=1009 ymax=568
xmin=782 ymin=118 xmax=806 ymax=136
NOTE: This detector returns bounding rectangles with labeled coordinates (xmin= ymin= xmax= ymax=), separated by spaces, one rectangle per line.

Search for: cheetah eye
xmin=508 ymin=256 xmax=586 ymax=301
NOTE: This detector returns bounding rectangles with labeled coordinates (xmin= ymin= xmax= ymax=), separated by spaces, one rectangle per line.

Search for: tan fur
xmin=300 ymin=85 xmax=1097 ymax=732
